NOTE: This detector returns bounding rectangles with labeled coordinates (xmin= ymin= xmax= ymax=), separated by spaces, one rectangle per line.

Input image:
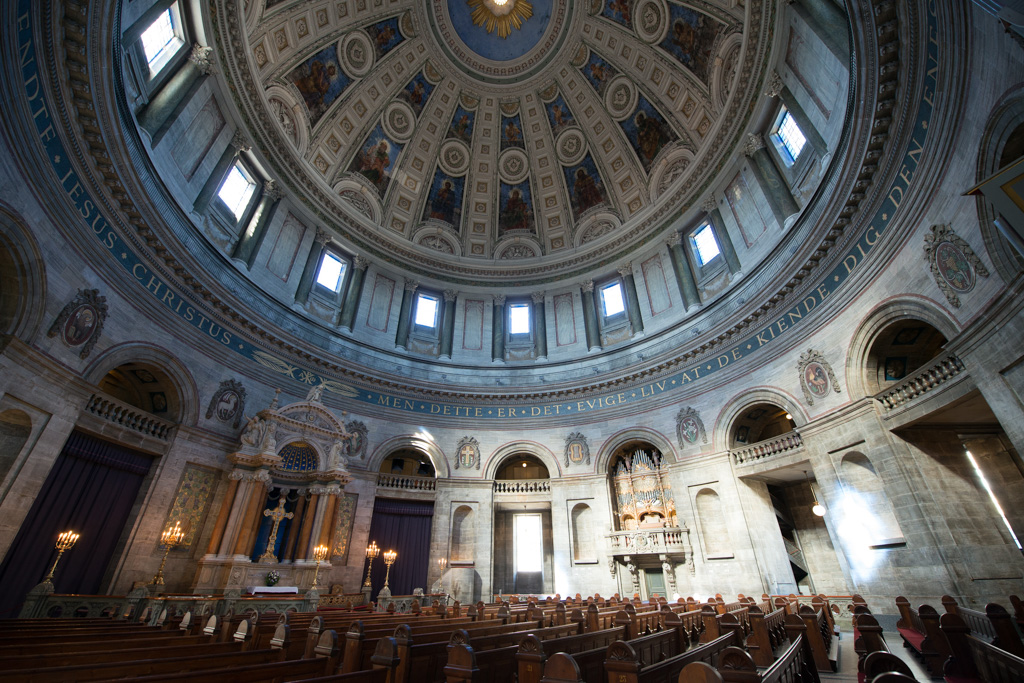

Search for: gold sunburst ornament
xmin=466 ymin=0 xmax=534 ymax=39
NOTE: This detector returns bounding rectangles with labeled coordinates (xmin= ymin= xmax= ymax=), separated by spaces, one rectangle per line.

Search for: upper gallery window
xmin=217 ymin=162 xmax=258 ymax=221
xmin=690 ymin=223 xmax=721 ymax=267
xmin=600 ymin=281 xmax=625 ymax=319
xmin=414 ymin=292 xmax=440 ymax=329
xmin=315 ymin=252 xmax=347 ymax=293
xmin=773 ymin=107 xmax=807 ymax=166
xmin=508 ymin=302 xmax=531 ymax=335
xmin=139 ymin=3 xmax=185 ymax=78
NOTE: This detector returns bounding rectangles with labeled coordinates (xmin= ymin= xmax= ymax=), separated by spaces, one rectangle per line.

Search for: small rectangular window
xmin=508 ymin=303 xmax=531 ymax=335
xmin=514 ymin=514 xmax=544 ymax=573
xmin=139 ymin=4 xmax=184 ymax=78
xmin=691 ymin=223 xmax=721 ymax=266
xmin=600 ymin=282 xmax=625 ymax=318
xmin=217 ymin=162 xmax=257 ymax=221
xmin=315 ymin=252 xmax=346 ymax=292
xmin=414 ymin=293 xmax=439 ymax=328
xmin=775 ymin=109 xmax=807 ymax=165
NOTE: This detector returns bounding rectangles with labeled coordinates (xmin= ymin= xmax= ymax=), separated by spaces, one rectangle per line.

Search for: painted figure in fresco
xmin=151 ymin=393 xmax=168 ymax=413
xmin=504 ymin=118 xmax=522 ymax=146
xmin=430 ymin=180 xmax=457 ymax=223
xmin=805 ymin=364 xmax=829 ymax=396
xmin=374 ymin=25 xmax=395 ymax=51
xmin=938 ymin=243 xmax=972 ymax=290
xmin=452 ymin=114 xmax=471 ymax=140
xmin=551 ymin=103 xmax=569 ymax=128
xmin=608 ymin=0 xmax=631 ymax=25
xmin=407 ymin=81 xmax=426 ymax=110
xmin=298 ymin=59 xmax=338 ymax=111
xmin=502 ymin=188 xmax=529 ymax=232
xmin=356 ymin=140 xmax=391 ymax=186
xmin=574 ymin=168 xmax=602 ymax=212
xmin=885 ymin=357 xmax=907 ymax=381
xmin=635 ymin=110 xmax=670 ymax=165
xmin=63 ymin=306 xmax=96 ymax=346
xmin=589 ymin=61 xmax=612 ymax=86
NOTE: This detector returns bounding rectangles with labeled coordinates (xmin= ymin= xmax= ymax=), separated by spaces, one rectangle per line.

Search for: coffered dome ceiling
xmin=214 ymin=0 xmax=773 ymax=285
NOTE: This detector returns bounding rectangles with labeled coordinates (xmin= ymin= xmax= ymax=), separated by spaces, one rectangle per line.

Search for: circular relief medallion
xmin=935 ymin=241 xmax=975 ymax=292
xmin=383 ymin=100 xmax=416 ymax=142
xmin=605 ymin=75 xmax=638 ymax=121
xmin=61 ymin=303 xmax=99 ymax=347
xmin=634 ymin=0 xmax=670 ymax=44
xmin=804 ymin=362 xmax=830 ymax=398
xmin=555 ymin=127 xmax=587 ymax=165
xmin=341 ymin=31 xmax=374 ymax=78
xmin=439 ymin=139 xmax=471 ymax=175
xmin=499 ymin=148 xmax=529 ymax=183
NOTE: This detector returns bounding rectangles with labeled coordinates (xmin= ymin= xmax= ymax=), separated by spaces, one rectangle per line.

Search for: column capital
xmin=493 ymin=294 xmax=506 ymax=306
xmin=580 ymin=280 xmax=594 ymax=293
xmin=616 ymin=263 xmax=633 ymax=278
xmin=743 ymin=133 xmax=766 ymax=157
xmin=189 ymin=43 xmax=214 ymax=75
xmin=530 ymin=291 xmax=546 ymax=304
xmin=404 ymin=280 xmax=419 ymax=292
xmin=230 ymin=129 xmax=251 ymax=155
xmin=263 ymin=179 xmax=285 ymax=203
xmin=444 ymin=289 xmax=458 ymax=302
xmin=764 ymin=70 xmax=784 ymax=98
xmin=314 ymin=227 xmax=331 ymax=245
xmin=354 ymin=255 xmax=370 ymax=270
xmin=701 ymin=196 xmax=718 ymax=214
xmin=665 ymin=231 xmax=684 ymax=247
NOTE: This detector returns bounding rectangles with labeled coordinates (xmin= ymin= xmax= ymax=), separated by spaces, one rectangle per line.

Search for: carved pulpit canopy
xmin=230 ymin=385 xmax=360 ymax=485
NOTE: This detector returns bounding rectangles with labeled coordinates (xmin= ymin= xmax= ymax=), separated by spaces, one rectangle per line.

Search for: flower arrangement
xmin=265 ymin=570 xmax=280 ymax=587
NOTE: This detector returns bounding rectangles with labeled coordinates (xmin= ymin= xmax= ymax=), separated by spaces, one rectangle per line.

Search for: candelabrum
xmin=311 ymin=544 xmax=328 ymax=590
xmin=43 ymin=530 xmax=79 ymax=584
xmin=382 ymin=549 xmax=397 ymax=591
xmin=437 ymin=556 xmax=448 ymax=599
xmin=152 ymin=521 xmax=185 ymax=586
xmin=362 ymin=541 xmax=380 ymax=589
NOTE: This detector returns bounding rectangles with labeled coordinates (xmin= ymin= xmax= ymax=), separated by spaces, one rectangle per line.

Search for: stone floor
xmin=819 ymin=616 xmax=934 ymax=682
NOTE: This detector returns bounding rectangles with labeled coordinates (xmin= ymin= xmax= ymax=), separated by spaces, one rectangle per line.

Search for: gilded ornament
xmin=466 ymin=0 xmax=534 ymax=39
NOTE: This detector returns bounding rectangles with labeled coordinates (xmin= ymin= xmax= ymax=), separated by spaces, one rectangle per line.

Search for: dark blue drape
xmin=0 ymin=430 xmax=154 ymax=617
xmin=365 ymin=497 xmax=433 ymax=598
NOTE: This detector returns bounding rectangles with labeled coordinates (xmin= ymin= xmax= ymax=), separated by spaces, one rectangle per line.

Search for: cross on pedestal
xmin=258 ymin=496 xmax=293 ymax=563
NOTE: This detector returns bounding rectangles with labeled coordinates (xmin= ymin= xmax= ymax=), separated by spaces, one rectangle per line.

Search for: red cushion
xmin=897 ymin=627 xmax=926 ymax=652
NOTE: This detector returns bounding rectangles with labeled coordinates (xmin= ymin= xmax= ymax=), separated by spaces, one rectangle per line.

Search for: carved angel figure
xmin=240 ymin=415 xmax=265 ymax=448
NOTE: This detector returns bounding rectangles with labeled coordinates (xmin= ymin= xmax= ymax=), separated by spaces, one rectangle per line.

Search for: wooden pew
xmin=515 ymin=627 xmax=626 ymax=683
xmin=743 ymin=605 xmax=787 ymax=667
xmin=952 ymin=603 xmax=1024 ymax=658
xmin=853 ymin=613 xmax=892 ymax=678
xmin=676 ymin=634 xmax=811 ymax=683
xmin=1010 ymin=595 xmax=1024 ymax=631
xmin=939 ymin=611 xmax=1024 ymax=683
xmin=4 ymin=648 xmax=288 ymax=682
xmin=862 ymin=651 xmax=915 ymax=681
xmin=598 ymin=631 xmax=737 ymax=683
xmin=0 ymin=631 xmax=210 ymax=657
xmin=797 ymin=604 xmax=837 ymax=672
xmin=0 ymin=640 xmax=243 ymax=671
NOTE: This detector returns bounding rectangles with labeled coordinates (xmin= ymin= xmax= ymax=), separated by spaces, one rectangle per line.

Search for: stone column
xmin=233 ymin=180 xmax=285 ymax=269
xmin=395 ymin=281 xmax=418 ymax=350
xmin=531 ymin=291 xmax=548 ymax=360
xmin=295 ymin=493 xmax=320 ymax=561
xmin=294 ymin=228 xmax=331 ymax=304
xmin=338 ymin=256 xmax=370 ymax=331
xmin=580 ymin=281 xmax=601 ymax=351
xmin=139 ymin=44 xmax=213 ymax=142
xmin=764 ymin=71 xmax=828 ymax=156
xmin=666 ymin=234 xmax=700 ymax=310
xmin=702 ymin=197 xmax=741 ymax=275
xmin=218 ymin=469 xmax=270 ymax=557
xmin=316 ymin=490 xmax=339 ymax=551
xmin=205 ymin=476 xmax=240 ymax=555
xmin=789 ymin=0 xmax=849 ymax=63
xmin=229 ymin=471 xmax=272 ymax=557
xmin=192 ymin=130 xmax=250 ymax=215
xmin=440 ymin=290 xmax=458 ymax=359
xmin=491 ymin=295 xmax=506 ymax=362
xmin=743 ymin=134 xmax=800 ymax=227
xmin=282 ymin=492 xmax=307 ymax=562
xmin=618 ymin=264 xmax=644 ymax=334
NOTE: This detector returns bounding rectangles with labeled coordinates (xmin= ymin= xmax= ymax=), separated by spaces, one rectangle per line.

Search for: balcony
xmin=376 ymin=473 xmax=436 ymax=491
xmin=731 ymin=431 xmax=803 ymax=466
xmin=606 ymin=526 xmax=690 ymax=558
xmin=84 ymin=393 xmax=174 ymax=441
xmin=875 ymin=354 xmax=965 ymax=412
xmin=493 ymin=479 xmax=551 ymax=494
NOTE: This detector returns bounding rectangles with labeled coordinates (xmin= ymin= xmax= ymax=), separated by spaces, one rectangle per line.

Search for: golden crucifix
xmin=258 ymin=496 xmax=293 ymax=563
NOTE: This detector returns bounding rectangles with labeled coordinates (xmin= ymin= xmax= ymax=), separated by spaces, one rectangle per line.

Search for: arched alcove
xmin=0 ymin=205 xmax=46 ymax=340
xmin=727 ymin=402 xmax=795 ymax=448
xmin=570 ymin=502 xmax=596 ymax=563
xmin=694 ymin=487 xmax=733 ymax=559
xmin=379 ymin=447 xmax=436 ymax=478
xmin=95 ymin=362 xmax=185 ymax=423
xmin=451 ymin=505 xmax=475 ymax=563
xmin=861 ymin=319 xmax=947 ymax=396
xmin=0 ymin=409 xmax=31 ymax=486
xmin=838 ymin=452 xmax=904 ymax=547
xmin=84 ymin=344 xmax=201 ymax=426
xmin=368 ymin=435 xmax=450 ymax=479
xmin=495 ymin=454 xmax=549 ymax=480
xmin=976 ymin=84 xmax=1024 ymax=281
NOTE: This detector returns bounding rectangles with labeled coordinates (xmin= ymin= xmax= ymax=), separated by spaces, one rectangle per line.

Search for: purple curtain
xmin=0 ymin=430 xmax=154 ymax=618
xmin=365 ymin=498 xmax=433 ymax=597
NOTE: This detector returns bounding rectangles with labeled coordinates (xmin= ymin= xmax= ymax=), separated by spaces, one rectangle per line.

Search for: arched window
xmin=451 ymin=505 xmax=474 ymax=563
xmin=570 ymin=503 xmax=595 ymax=562
xmin=695 ymin=488 xmax=733 ymax=559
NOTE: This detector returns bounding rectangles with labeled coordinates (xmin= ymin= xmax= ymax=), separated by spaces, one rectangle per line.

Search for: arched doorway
xmin=491 ymin=452 xmax=553 ymax=598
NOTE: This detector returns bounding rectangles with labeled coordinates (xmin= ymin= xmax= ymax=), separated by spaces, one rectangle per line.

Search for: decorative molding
xmin=675 ymin=407 xmax=707 ymax=447
xmin=797 ymin=349 xmax=841 ymax=406
xmin=47 ymin=288 xmax=108 ymax=360
xmin=763 ymin=70 xmax=783 ymax=98
xmin=205 ymin=379 xmax=247 ymax=429
xmin=531 ymin=291 xmax=546 ymax=304
xmin=742 ymin=133 xmax=765 ymax=156
xmin=564 ymin=431 xmax=591 ymax=466
xmin=188 ymin=43 xmax=214 ymax=75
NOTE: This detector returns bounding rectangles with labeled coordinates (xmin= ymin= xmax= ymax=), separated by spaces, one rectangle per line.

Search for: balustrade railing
xmin=731 ymin=431 xmax=803 ymax=465
xmin=875 ymin=354 xmax=966 ymax=411
xmin=493 ymin=479 xmax=551 ymax=494
xmin=85 ymin=393 xmax=175 ymax=440
xmin=606 ymin=527 xmax=690 ymax=555
xmin=376 ymin=473 xmax=437 ymax=491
